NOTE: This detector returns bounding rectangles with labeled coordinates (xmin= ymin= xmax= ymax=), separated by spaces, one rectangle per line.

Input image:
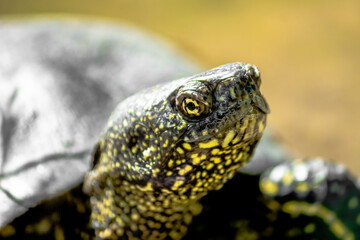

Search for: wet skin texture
xmin=1 ymin=63 xmax=359 ymax=240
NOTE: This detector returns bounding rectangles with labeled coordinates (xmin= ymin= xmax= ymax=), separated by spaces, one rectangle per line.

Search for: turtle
xmin=0 ymin=19 xmax=360 ymax=240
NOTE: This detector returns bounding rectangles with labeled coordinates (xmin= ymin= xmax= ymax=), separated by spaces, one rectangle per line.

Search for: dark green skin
xmin=1 ymin=63 xmax=360 ymax=240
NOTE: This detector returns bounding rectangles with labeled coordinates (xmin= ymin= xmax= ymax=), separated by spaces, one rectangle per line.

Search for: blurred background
xmin=0 ymin=0 xmax=359 ymax=174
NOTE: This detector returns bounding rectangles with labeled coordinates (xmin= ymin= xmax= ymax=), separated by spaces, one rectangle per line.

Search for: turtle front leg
xmin=260 ymin=158 xmax=360 ymax=239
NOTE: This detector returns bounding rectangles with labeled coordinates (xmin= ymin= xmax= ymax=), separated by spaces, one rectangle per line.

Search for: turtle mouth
xmin=183 ymin=102 xmax=267 ymax=146
xmin=182 ymin=101 xmax=267 ymax=144
xmin=210 ymin=100 xmax=267 ymax=138
xmin=214 ymin=106 xmax=266 ymax=146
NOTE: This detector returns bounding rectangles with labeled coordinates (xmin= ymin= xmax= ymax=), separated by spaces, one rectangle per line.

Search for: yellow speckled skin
xmin=83 ymin=62 xmax=269 ymax=239
xmin=2 ymin=63 xmax=360 ymax=239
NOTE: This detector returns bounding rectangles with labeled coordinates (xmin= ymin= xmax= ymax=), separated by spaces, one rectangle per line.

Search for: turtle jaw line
xmin=212 ymin=104 xmax=265 ymax=138
xmin=181 ymin=104 xmax=265 ymax=146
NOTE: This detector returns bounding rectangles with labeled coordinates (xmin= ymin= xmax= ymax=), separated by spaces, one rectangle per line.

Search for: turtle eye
xmin=174 ymin=81 xmax=213 ymax=119
xmin=176 ymin=95 xmax=211 ymax=119
xmin=181 ymin=98 xmax=206 ymax=117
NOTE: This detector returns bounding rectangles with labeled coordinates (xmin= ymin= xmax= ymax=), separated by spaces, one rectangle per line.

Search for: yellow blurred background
xmin=1 ymin=0 xmax=360 ymax=174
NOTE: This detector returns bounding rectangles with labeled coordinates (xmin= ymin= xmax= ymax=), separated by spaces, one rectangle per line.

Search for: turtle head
xmin=85 ymin=62 xmax=269 ymax=201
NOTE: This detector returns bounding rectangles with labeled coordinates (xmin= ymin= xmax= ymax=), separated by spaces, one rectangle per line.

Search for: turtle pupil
xmin=187 ymin=102 xmax=196 ymax=111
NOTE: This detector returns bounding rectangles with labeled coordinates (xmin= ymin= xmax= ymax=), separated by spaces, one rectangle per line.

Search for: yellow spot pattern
xmin=199 ymin=139 xmax=219 ymax=149
xmin=260 ymin=179 xmax=279 ymax=196
xmin=282 ymin=171 xmax=294 ymax=186
xmin=282 ymin=201 xmax=355 ymax=240
xmin=82 ymin=64 xmax=268 ymax=240
xmin=222 ymin=130 xmax=236 ymax=147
